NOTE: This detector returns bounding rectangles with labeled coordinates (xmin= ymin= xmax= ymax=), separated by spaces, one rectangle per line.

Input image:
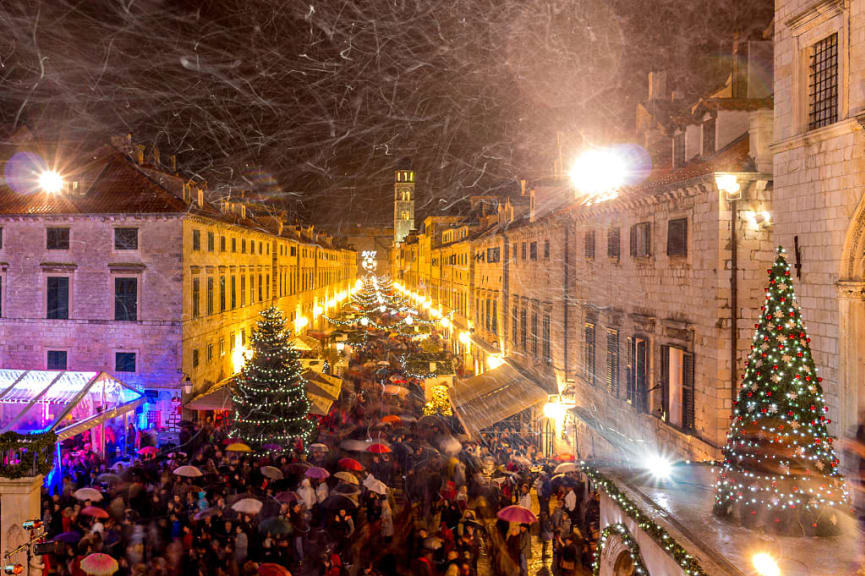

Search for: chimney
xmin=170 ymin=155 xmax=177 ymax=173
xmin=135 ymin=145 xmax=145 ymax=166
xmin=648 ymin=71 xmax=668 ymax=101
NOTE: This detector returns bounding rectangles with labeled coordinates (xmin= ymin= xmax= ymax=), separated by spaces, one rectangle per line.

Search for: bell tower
xmin=394 ymin=169 xmax=415 ymax=244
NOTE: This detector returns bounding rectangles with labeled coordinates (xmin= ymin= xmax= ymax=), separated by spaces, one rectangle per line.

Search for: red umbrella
xmin=80 ymin=553 xmax=118 ymax=576
xmin=496 ymin=505 xmax=538 ymax=524
xmin=367 ymin=443 xmax=391 ymax=454
xmin=555 ymin=453 xmax=576 ymax=462
xmin=381 ymin=415 xmax=401 ymax=424
xmin=81 ymin=506 xmax=109 ymax=519
xmin=259 ymin=564 xmax=292 ymax=576
xmin=337 ymin=458 xmax=364 ymax=471
xmin=138 ymin=446 xmax=157 ymax=457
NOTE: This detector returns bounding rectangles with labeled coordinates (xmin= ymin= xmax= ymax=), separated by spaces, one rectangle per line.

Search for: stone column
xmin=0 ymin=475 xmax=44 ymax=576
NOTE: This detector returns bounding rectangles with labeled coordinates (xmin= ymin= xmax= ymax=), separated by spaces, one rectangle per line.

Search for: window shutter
xmin=629 ymin=225 xmax=637 ymax=257
xmin=625 ymin=337 xmax=634 ymax=404
xmin=606 ymin=330 xmax=619 ymax=396
xmin=660 ymin=345 xmax=670 ymax=421
xmin=683 ymin=353 xmax=695 ymax=430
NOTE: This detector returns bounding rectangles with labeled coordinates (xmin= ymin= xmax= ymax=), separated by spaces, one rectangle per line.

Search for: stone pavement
xmin=476 ymin=524 xmax=553 ymax=576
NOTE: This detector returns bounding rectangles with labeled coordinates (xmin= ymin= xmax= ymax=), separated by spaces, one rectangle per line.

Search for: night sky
xmin=0 ymin=0 xmax=773 ymax=229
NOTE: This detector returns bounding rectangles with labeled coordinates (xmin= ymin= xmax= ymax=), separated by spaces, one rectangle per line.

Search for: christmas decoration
xmin=593 ymin=523 xmax=647 ymax=576
xmin=423 ymin=384 xmax=452 ymax=416
xmin=713 ymin=247 xmax=848 ymax=535
xmin=231 ymin=306 xmax=314 ymax=448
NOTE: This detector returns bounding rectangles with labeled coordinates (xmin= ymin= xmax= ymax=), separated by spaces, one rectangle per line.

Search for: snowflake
xmin=751 ymin=382 xmax=759 ymax=391
xmin=785 ymin=320 xmax=795 ymax=329
xmin=787 ymin=391 xmax=798 ymax=401
xmin=768 ymin=403 xmax=778 ymax=414
xmin=756 ymin=359 xmax=764 ymax=367
xmin=781 ymin=354 xmax=792 ymax=363
xmin=777 ymin=282 xmax=787 ymax=290
xmin=808 ymin=385 xmax=817 ymax=394
xmin=746 ymin=403 xmax=756 ymax=412
xmin=778 ymin=334 xmax=787 ymax=343
xmin=803 ymin=365 xmax=811 ymax=373
xmin=767 ymin=322 xmax=775 ymax=330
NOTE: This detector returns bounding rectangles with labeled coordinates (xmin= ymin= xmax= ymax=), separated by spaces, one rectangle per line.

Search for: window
xmin=231 ymin=276 xmax=237 ymax=309
xmin=520 ymin=308 xmax=527 ymax=351
xmin=47 ymin=350 xmax=67 ymax=370
xmin=673 ymin=133 xmax=685 ymax=168
xmin=46 ymin=277 xmax=69 ymax=319
xmin=241 ymin=239 xmax=246 ymax=254
xmin=192 ymin=349 xmax=199 ymax=369
xmin=606 ymin=330 xmax=619 ymax=396
xmin=491 ymin=300 xmax=497 ymax=334
xmin=0 ymin=275 xmax=3 ymax=318
xmin=486 ymin=247 xmax=500 ymax=263
xmin=207 ymin=231 xmax=215 ymax=252
xmin=114 ymin=277 xmax=138 ymax=321
xmin=521 ymin=243 xmax=526 ymax=260
xmin=219 ymin=276 xmax=226 ymax=312
xmin=249 ymin=274 xmax=254 ymax=304
xmin=258 ymin=274 xmax=263 ymax=301
xmin=659 ymin=345 xmax=695 ymax=430
xmin=808 ymin=33 xmax=839 ymax=130
xmin=266 ymin=274 xmax=270 ymax=299
xmin=584 ymin=231 xmax=595 ymax=260
xmin=542 ymin=313 xmax=551 ymax=365
xmin=192 ymin=229 xmax=201 ymax=251
xmin=219 ymin=337 xmax=225 ymax=357
xmin=207 ymin=277 xmax=214 ymax=315
xmin=240 ymin=275 xmax=246 ymax=306
xmin=0 ymin=226 xmax=3 ymax=249
xmin=231 ymin=238 xmax=237 ymax=253
xmin=192 ymin=277 xmax=200 ymax=318
xmin=291 ymin=246 xmax=297 ymax=256
xmin=115 ymin=352 xmax=136 ymax=373
xmin=485 ymin=299 xmax=490 ymax=331
xmin=584 ymin=323 xmax=596 ymax=385
xmin=530 ymin=311 xmax=538 ymax=357
xmin=543 ymin=239 xmax=550 ymax=259
xmin=229 ymin=332 xmax=235 ymax=352
xmin=667 ymin=218 xmax=688 ymax=257
xmin=629 ymin=222 xmax=651 ymax=258
xmin=114 ymin=228 xmax=138 ymax=250
xmin=701 ymin=117 xmax=715 ymax=156
xmin=607 ymin=228 xmax=620 ymax=259
xmin=512 ymin=305 xmax=518 ymax=344
xmin=220 ymin=236 xmax=226 ymax=252
xmin=626 ymin=337 xmax=649 ymax=413
xmin=207 ymin=343 xmax=214 ymax=363
xmin=46 ymin=228 xmax=70 ymax=250
xmin=530 ymin=242 xmax=537 ymax=260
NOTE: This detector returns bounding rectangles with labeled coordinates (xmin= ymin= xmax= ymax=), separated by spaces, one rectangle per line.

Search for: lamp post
xmin=715 ymin=174 xmax=742 ymax=405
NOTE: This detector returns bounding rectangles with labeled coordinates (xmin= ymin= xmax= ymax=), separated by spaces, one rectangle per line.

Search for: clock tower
xmin=394 ymin=169 xmax=415 ymax=244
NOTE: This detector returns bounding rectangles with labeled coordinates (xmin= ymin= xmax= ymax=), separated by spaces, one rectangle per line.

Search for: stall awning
xmin=449 ymin=363 xmax=547 ymax=438
xmin=186 ymin=377 xmax=234 ymax=411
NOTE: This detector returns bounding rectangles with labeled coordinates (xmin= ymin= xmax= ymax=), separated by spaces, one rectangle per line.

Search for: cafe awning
xmin=449 ymin=362 xmax=547 ymax=438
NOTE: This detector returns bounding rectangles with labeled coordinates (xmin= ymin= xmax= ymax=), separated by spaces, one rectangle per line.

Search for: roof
xmin=691 ymin=96 xmax=773 ymax=117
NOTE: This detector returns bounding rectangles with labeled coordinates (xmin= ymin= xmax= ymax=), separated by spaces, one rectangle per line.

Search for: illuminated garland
xmin=423 ymin=384 xmax=453 ymax=416
xmin=581 ymin=463 xmax=709 ymax=576
xmin=593 ymin=523 xmax=647 ymax=576
xmin=230 ymin=306 xmax=314 ymax=448
xmin=713 ymin=247 xmax=847 ymax=534
xmin=0 ymin=431 xmax=57 ymax=479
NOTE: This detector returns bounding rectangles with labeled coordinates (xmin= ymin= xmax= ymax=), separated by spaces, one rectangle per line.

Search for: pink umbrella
xmin=80 ymin=552 xmax=119 ymax=576
xmin=496 ymin=505 xmax=538 ymax=524
xmin=304 ymin=466 xmax=330 ymax=480
xmin=80 ymin=506 xmax=109 ymax=519
xmin=138 ymin=446 xmax=157 ymax=457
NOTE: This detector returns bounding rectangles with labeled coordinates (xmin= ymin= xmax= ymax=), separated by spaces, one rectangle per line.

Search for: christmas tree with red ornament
xmin=713 ymin=247 xmax=848 ymax=535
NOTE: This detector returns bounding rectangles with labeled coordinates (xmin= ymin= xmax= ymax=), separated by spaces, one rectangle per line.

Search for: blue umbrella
xmin=53 ymin=531 xmax=82 ymax=544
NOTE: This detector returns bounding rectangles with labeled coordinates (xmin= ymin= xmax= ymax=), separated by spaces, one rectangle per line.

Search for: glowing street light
xmin=458 ymin=331 xmax=471 ymax=345
xmin=643 ymin=453 xmax=674 ymax=480
xmin=752 ymin=553 xmax=780 ymax=576
xmin=487 ymin=354 xmax=504 ymax=370
xmin=569 ymin=148 xmax=628 ymax=202
xmin=440 ymin=317 xmax=451 ymax=328
xmin=39 ymin=170 xmax=64 ymax=194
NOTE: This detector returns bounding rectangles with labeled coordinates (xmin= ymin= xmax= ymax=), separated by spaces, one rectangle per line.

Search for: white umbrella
xmin=439 ymin=436 xmax=462 ymax=456
xmin=554 ymin=462 xmax=578 ymax=474
xmin=231 ymin=498 xmax=263 ymax=515
xmin=309 ymin=443 xmax=329 ymax=452
xmin=73 ymin=487 xmax=103 ymax=502
xmin=260 ymin=466 xmax=284 ymax=480
xmin=173 ymin=465 xmax=203 ymax=478
xmin=363 ymin=476 xmax=388 ymax=495
xmin=340 ymin=439 xmax=370 ymax=452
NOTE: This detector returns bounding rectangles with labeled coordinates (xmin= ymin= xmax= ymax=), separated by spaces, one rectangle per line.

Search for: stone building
xmin=0 ymin=137 xmax=356 ymax=425
xmin=773 ymin=0 xmax=865 ymax=496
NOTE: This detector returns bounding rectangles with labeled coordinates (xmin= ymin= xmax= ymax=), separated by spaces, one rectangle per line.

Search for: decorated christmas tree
xmin=231 ymin=306 xmax=314 ymax=448
xmin=423 ymin=384 xmax=453 ymax=416
xmin=713 ymin=247 xmax=848 ymax=535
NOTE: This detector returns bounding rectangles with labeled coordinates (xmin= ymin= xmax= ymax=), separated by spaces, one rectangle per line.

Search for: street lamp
xmin=569 ymin=148 xmax=628 ymax=203
xmin=38 ymin=170 xmax=64 ymax=194
xmin=182 ymin=376 xmax=193 ymax=396
xmin=752 ymin=553 xmax=780 ymax=576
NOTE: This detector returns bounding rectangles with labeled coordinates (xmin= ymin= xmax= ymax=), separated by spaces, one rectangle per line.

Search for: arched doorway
xmin=612 ymin=550 xmax=636 ymax=576
xmin=597 ymin=524 xmax=647 ymax=576
xmin=839 ymin=196 xmax=865 ymax=513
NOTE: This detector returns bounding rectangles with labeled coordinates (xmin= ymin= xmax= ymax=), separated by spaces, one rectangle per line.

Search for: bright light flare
xmin=644 ymin=453 xmax=674 ymax=480
xmin=39 ymin=170 xmax=64 ymax=194
xmin=487 ymin=354 xmax=504 ymax=370
xmin=752 ymin=553 xmax=780 ymax=576
xmin=569 ymin=148 xmax=627 ymax=200
xmin=440 ymin=317 xmax=450 ymax=328
xmin=458 ymin=331 xmax=471 ymax=345
xmin=715 ymin=173 xmax=741 ymax=198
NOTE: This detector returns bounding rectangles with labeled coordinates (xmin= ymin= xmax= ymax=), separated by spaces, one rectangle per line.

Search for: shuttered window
xmin=531 ymin=311 xmax=538 ymax=357
xmin=683 ymin=352 xmax=695 ymax=430
xmin=585 ymin=230 xmax=595 ymax=260
xmin=627 ymin=337 xmax=648 ymax=412
xmin=630 ymin=222 xmax=651 ymax=258
xmin=512 ymin=304 xmax=519 ymax=344
xmin=584 ymin=323 xmax=596 ymax=385
xmin=520 ymin=308 xmax=527 ymax=351
xmin=608 ymin=228 xmax=620 ymax=259
xmin=543 ymin=313 xmax=551 ymax=365
xmin=659 ymin=345 xmax=695 ymax=430
xmin=667 ymin=218 xmax=688 ymax=257
xmin=606 ymin=330 xmax=619 ymax=396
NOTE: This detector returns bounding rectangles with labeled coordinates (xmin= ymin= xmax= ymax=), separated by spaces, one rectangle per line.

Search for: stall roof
xmin=186 ymin=376 xmax=234 ymax=411
xmin=0 ymin=370 xmax=143 ymax=439
xmin=449 ymin=363 xmax=547 ymax=438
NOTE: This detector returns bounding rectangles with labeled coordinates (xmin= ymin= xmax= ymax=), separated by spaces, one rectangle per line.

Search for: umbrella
xmin=321 ymin=493 xmax=358 ymax=511
xmin=337 ymin=458 xmax=363 ymax=471
xmin=138 ymin=446 xmax=157 ymax=457
xmin=226 ymin=442 xmax=252 ymax=453
xmin=309 ymin=443 xmax=329 ymax=452
xmin=52 ymin=532 xmax=82 ymax=544
xmin=304 ymin=467 xmax=330 ymax=480
xmin=340 ymin=439 xmax=369 ymax=452
xmin=259 ymin=564 xmax=292 ymax=576
xmin=260 ymin=466 xmax=284 ymax=480
xmin=555 ymin=453 xmax=576 ymax=462
xmin=367 ymin=443 xmax=391 ymax=454
xmin=554 ymin=462 xmax=578 ymax=474
xmin=96 ymin=473 xmax=121 ymax=484
xmin=496 ymin=505 xmax=538 ymax=524
xmin=423 ymin=536 xmax=443 ymax=550
xmin=73 ymin=488 xmax=103 ymax=502
xmin=258 ymin=516 xmax=293 ymax=535
xmin=333 ymin=484 xmax=361 ymax=496
xmin=382 ymin=385 xmax=409 ymax=396
xmin=173 ymin=465 xmax=203 ymax=478
xmin=261 ymin=443 xmax=282 ymax=452
xmin=231 ymin=498 xmax=264 ymax=515
xmin=80 ymin=553 xmax=119 ymax=576
xmin=334 ymin=471 xmax=359 ymax=485
xmin=80 ymin=506 xmax=109 ymax=519
xmin=380 ymin=415 xmax=401 ymax=424
xmin=363 ymin=477 xmax=388 ymax=495
xmin=274 ymin=491 xmax=298 ymax=504
xmin=193 ymin=507 xmax=221 ymax=521
xmin=439 ymin=436 xmax=462 ymax=455
xmin=285 ymin=462 xmax=312 ymax=475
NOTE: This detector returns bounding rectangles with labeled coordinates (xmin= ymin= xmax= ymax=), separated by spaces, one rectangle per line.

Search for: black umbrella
xmin=321 ymin=493 xmax=358 ymax=511
xmin=258 ymin=516 xmax=293 ymax=536
xmin=333 ymin=484 xmax=361 ymax=496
